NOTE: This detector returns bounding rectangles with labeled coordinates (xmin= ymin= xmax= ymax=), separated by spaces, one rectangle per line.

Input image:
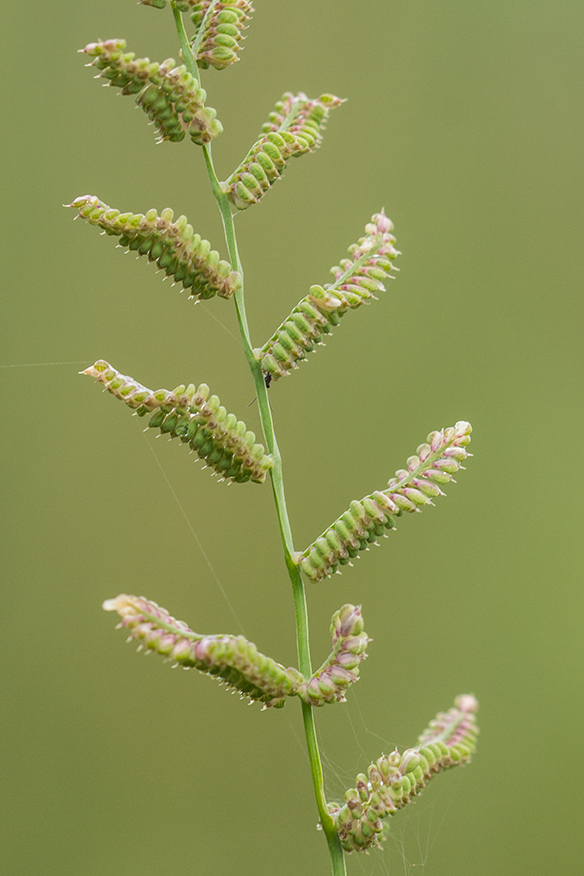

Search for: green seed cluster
xmin=296 ymin=422 xmax=472 ymax=581
xmin=82 ymin=360 xmax=273 ymax=484
xmin=298 ymin=605 xmax=369 ymax=706
xmin=263 ymin=91 xmax=343 ymax=151
xmin=328 ymin=695 xmax=479 ymax=852
xmin=256 ymin=288 xmax=345 ymax=381
xmin=83 ymin=39 xmax=222 ymax=145
xmin=257 ymin=211 xmax=399 ymax=381
xmin=191 ymin=1 xmax=254 ymax=70
xmin=220 ymin=92 xmax=343 ymax=210
xmin=104 ymin=595 xmax=373 ymax=710
xmin=140 ymin=2 xmax=253 ymax=70
xmin=69 ymin=196 xmax=241 ymax=301
xmin=104 ymin=595 xmax=304 ymax=708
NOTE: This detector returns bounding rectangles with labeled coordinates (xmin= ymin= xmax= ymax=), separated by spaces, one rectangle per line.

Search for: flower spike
xmin=221 ymin=92 xmax=344 ymax=210
xmin=295 ymin=422 xmax=472 ymax=581
xmin=68 ymin=196 xmax=241 ymax=302
xmin=104 ymin=595 xmax=303 ymax=708
xmin=191 ymin=1 xmax=254 ymax=70
xmin=140 ymin=2 xmax=254 ymax=71
xmin=104 ymin=596 xmax=369 ymax=710
xmin=82 ymin=39 xmax=222 ymax=145
xmin=328 ymin=695 xmax=479 ymax=852
xmin=297 ymin=605 xmax=370 ymax=706
xmin=82 ymin=360 xmax=273 ymax=484
xmin=256 ymin=211 xmax=399 ymax=381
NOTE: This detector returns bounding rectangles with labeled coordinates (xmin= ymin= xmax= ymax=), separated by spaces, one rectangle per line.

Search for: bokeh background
xmin=2 ymin=1 xmax=583 ymax=874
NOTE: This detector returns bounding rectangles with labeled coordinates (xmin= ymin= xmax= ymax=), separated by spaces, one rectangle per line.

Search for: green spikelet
xmin=68 ymin=196 xmax=241 ymax=302
xmin=262 ymin=90 xmax=343 ymax=150
xmin=295 ymin=422 xmax=473 ymax=581
xmin=82 ymin=39 xmax=222 ymax=145
xmin=220 ymin=92 xmax=344 ymax=210
xmin=103 ymin=595 xmax=304 ymax=708
xmin=82 ymin=360 xmax=273 ymax=484
xmin=256 ymin=211 xmax=399 ymax=381
xmin=190 ymin=1 xmax=254 ymax=70
xmin=297 ymin=605 xmax=369 ymax=706
xmin=328 ymin=695 xmax=479 ymax=852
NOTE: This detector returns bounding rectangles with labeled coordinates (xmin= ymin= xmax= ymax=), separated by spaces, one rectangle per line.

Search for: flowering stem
xmin=170 ymin=1 xmax=200 ymax=86
xmin=171 ymin=8 xmax=347 ymax=874
xmin=206 ymin=146 xmax=347 ymax=876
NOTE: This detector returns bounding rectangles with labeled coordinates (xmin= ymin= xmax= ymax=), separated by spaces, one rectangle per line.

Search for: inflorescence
xmin=68 ymin=196 xmax=241 ymax=302
xmin=221 ymin=92 xmax=343 ymax=210
xmin=73 ymin=2 xmax=479 ymax=863
xmin=328 ymin=695 xmax=479 ymax=852
xmin=256 ymin=211 xmax=400 ymax=381
xmin=83 ymin=38 xmax=222 ymax=144
xmin=296 ymin=421 xmax=472 ymax=581
xmin=104 ymin=595 xmax=370 ymax=709
xmin=82 ymin=360 xmax=273 ymax=484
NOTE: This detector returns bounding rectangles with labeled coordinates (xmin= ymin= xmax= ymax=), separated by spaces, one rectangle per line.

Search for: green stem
xmin=302 ymin=700 xmax=347 ymax=873
xmin=170 ymin=8 xmax=346 ymax=874
xmin=170 ymin=1 xmax=200 ymax=84
xmin=207 ymin=172 xmax=346 ymax=876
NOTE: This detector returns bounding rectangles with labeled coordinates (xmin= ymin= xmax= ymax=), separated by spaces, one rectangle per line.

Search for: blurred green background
xmin=2 ymin=1 xmax=583 ymax=874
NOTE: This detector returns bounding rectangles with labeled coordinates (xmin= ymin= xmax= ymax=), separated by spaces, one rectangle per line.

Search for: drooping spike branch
xmin=190 ymin=1 xmax=254 ymax=70
xmin=256 ymin=211 xmax=400 ymax=381
xmin=103 ymin=596 xmax=369 ymax=709
xmin=82 ymin=360 xmax=273 ymax=484
xmin=68 ymin=196 xmax=241 ymax=302
xmin=295 ymin=422 xmax=473 ymax=581
xmin=220 ymin=92 xmax=344 ymax=210
xmin=82 ymin=39 xmax=222 ymax=145
xmin=297 ymin=605 xmax=370 ymax=706
xmin=328 ymin=695 xmax=479 ymax=852
xmin=103 ymin=595 xmax=304 ymax=708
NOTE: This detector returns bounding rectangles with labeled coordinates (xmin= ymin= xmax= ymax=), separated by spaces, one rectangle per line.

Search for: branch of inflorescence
xmin=170 ymin=5 xmax=347 ymax=874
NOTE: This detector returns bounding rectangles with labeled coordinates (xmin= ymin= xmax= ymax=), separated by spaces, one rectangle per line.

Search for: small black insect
xmin=249 ymin=371 xmax=274 ymax=410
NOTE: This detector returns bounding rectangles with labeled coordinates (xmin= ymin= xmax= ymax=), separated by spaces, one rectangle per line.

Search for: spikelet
xmin=295 ymin=422 xmax=472 ymax=581
xmin=68 ymin=196 xmax=240 ymax=301
xmin=190 ymin=1 xmax=254 ymax=70
xmin=220 ymin=92 xmax=343 ymax=210
xmin=82 ymin=39 xmax=222 ymax=145
xmin=82 ymin=360 xmax=273 ymax=484
xmin=103 ymin=595 xmax=303 ymax=708
xmin=256 ymin=211 xmax=399 ymax=381
xmin=297 ymin=605 xmax=369 ymax=706
xmin=328 ymin=695 xmax=479 ymax=852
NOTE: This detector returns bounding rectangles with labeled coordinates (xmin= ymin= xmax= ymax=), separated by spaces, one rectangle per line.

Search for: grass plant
xmin=70 ymin=4 xmax=479 ymax=873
